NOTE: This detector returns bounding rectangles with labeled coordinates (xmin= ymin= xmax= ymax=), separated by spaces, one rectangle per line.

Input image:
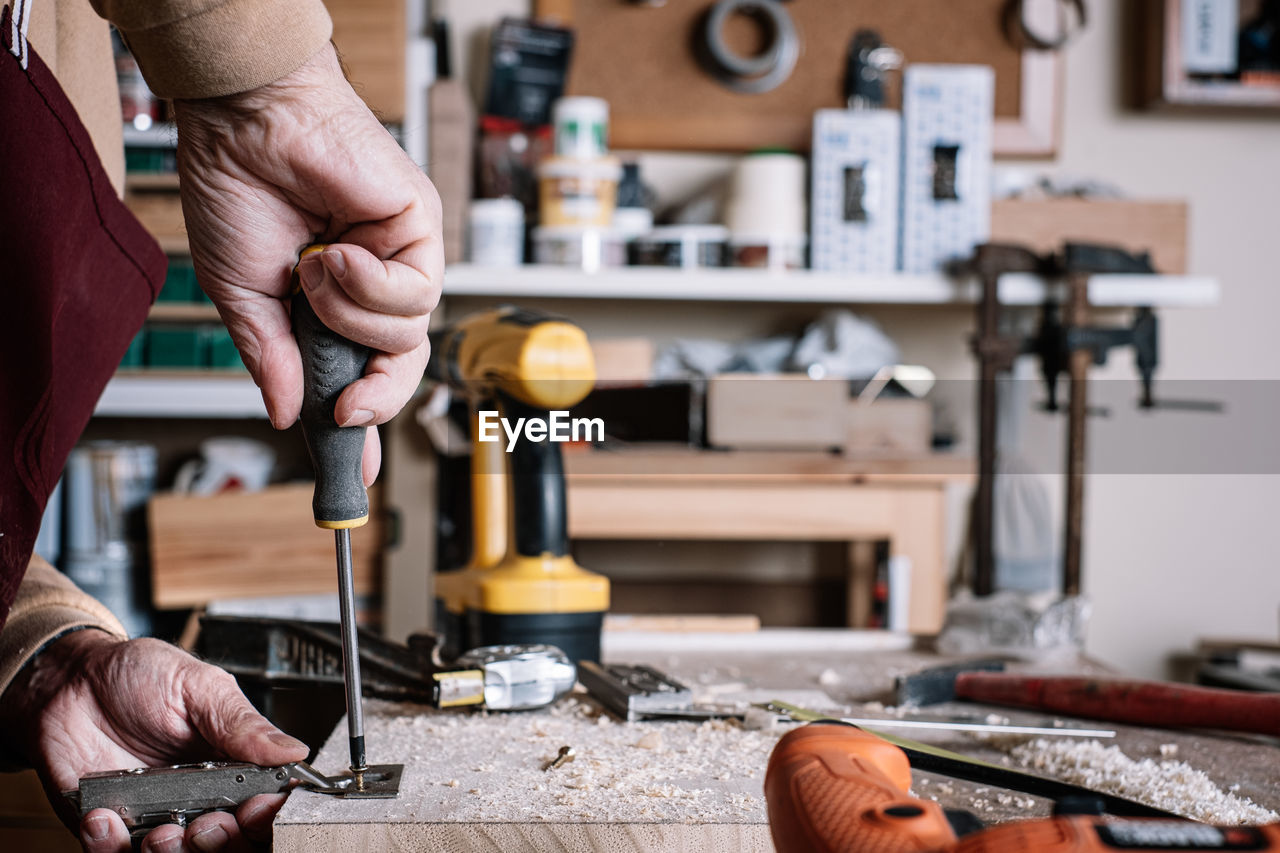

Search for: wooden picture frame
xmin=535 ymin=0 xmax=1060 ymax=157
xmin=1135 ymin=0 xmax=1280 ymax=111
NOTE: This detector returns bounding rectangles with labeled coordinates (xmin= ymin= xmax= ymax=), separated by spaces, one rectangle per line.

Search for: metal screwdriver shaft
xmin=334 ymin=528 xmax=366 ymax=783
xmin=291 ymin=245 xmax=373 ymax=787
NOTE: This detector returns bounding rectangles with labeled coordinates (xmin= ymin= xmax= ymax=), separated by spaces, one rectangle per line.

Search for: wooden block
xmin=845 ymin=399 xmax=932 ymax=457
xmin=327 ymin=0 xmax=405 ymax=122
xmin=990 ymin=199 xmax=1188 ymax=274
xmin=591 ymin=338 xmax=655 ymax=387
xmin=706 ymin=375 xmax=847 ymax=450
xmin=148 ymin=484 xmax=381 ymax=608
xmin=274 ymin=699 xmax=774 ymax=852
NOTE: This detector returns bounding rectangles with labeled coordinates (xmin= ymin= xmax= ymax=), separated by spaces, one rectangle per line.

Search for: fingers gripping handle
xmin=292 ymin=252 xmax=371 ymax=529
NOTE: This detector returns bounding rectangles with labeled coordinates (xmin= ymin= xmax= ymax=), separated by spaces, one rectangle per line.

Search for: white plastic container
xmin=533 ymin=225 xmax=626 ymax=273
xmin=467 ymin=198 xmax=525 ymax=267
xmin=724 ymin=152 xmax=807 ymax=240
xmin=538 ymin=156 xmax=622 ymax=227
xmin=629 ymin=225 xmax=729 ymax=269
xmin=611 ymin=206 xmax=655 ymax=242
xmin=553 ymin=96 xmax=610 ymax=159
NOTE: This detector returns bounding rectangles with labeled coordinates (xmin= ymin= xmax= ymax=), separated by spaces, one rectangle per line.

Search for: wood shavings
xmin=1005 ymin=738 xmax=1278 ymax=825
xmin=281 ymin=698 xmax=781 ymax=827
xmin=634 ymin=731 xmax=663 ymax=750
xmin=743 ymin=707 xmax=778 ymax=732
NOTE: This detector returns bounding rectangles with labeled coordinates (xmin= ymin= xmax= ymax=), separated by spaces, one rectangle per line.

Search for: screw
xmin=235 ymin=774 xmax=245 ymax=783
xmin=545 ymin=746 xmax=575 ymax=771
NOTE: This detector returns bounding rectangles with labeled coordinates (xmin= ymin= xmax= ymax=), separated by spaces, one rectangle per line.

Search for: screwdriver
xmin=291 ymin=244 xmax=371 ymax=788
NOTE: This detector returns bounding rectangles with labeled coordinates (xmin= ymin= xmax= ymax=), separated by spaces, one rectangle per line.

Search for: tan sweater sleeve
xmin=0 ymin=556 xmax=127 ymax=700
xmin=88 ymin=0 xmax=333 ymax=99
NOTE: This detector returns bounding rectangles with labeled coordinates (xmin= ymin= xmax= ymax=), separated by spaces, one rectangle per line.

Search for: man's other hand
xmin=0 ymin=630 xmax=309 ymax=852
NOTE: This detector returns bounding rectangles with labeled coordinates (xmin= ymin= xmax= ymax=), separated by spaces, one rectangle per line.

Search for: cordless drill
xmin=428 ymin=306 xmax=609 ymax=663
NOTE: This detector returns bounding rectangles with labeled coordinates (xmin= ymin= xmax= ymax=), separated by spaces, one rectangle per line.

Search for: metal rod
xmin=335 ymin=529 xmax=367 ymax=776
xmin=1063 ymin=274 xmax=1089 ymax=596
xmin=972 ymin=266 xmax=1001 ymax=597
xmin=836 ymin=717 xmax=1115 ymax=738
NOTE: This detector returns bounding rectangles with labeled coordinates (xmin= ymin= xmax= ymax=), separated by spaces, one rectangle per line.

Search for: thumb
xmin=185 ymin=667 xmax=309 ymax=766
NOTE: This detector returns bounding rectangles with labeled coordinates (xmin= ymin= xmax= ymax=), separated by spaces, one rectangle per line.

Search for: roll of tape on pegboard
xmin=699 ymin=0 xmax=799 ymax=94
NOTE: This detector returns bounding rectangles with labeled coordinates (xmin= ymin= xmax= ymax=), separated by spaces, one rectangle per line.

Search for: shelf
xmin=126 ymin=172 xmax=180 ymax=191
xmin=148 ymin=303 xmax=218 ymax=322
xmin=96 ymin=372 xmax=266 ymax=419
xmin=444 ymin=265 xmax=1220 ymax=308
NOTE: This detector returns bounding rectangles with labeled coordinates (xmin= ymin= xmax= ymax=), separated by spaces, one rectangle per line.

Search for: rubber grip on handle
xmin=955 ymin=673 xmax=1280 ymax=737
xmin=292 ymin=288 xmax=370 ymax=529
xmin=765 ymin=724 xmax=955 ymax=853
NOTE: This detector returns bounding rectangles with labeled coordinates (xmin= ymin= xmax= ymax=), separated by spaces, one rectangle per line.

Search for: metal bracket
xmin=66 ymin=760 xmax=403 ymax=840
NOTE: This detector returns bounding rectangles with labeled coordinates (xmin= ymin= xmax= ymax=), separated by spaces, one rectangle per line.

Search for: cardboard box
xmin=900 ymin=65 xmax=994 ymax=273
xmin=990 ymin=198 xmax=1188 ymax=275
xmin=811 ymin=109 xmax=901 ymax=274
xmin=845 ymin=398 xmax=932 ymax=457
xmin=706 ymin=375 xmax=847 ymax=450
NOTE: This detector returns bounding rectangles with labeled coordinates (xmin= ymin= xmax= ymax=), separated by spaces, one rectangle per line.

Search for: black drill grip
xmin=291 ymin=288 xmax=370 ymax=528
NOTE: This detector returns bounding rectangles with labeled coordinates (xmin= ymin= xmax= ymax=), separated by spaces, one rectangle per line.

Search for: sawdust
xmin=282 ymin=697 xmax=781 ymax=826
xmin=1004 ymin=738 xmax=1279 ymax=825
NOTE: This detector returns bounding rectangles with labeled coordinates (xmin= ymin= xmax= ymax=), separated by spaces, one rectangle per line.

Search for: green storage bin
xmin=205 ymin=326 xmax=246 ymax=371
xmin=119 ymin=330 xmax=146 ymax=369
xmin=157 ymin=260 xmax=197 ymax=303
xmin=146 ymin=325 xmax=205 ymax=369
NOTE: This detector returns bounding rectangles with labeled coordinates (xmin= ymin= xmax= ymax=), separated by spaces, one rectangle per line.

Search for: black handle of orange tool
xmin=955 ymin=673 xmax=1280 ymax=737
xmin=291 ymin=245 xmax=370 ymax=528
xmin=766 ymin=722 xmax=1280 ymax=853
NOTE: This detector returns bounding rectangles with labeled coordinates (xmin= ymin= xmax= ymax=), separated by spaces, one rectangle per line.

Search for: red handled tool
xmin=897 ymin=662 xmax=1280 ymax=738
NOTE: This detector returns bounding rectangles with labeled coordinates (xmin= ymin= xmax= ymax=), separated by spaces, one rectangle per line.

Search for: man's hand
xmin=0 ymin=630 xmax=309 ymax=852
xmin=173 ymin=45 xmax=444 ymax=485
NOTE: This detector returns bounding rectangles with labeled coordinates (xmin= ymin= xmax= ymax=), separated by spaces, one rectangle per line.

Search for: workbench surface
xmin=274 ymin=631 xmax=1280 ymax=852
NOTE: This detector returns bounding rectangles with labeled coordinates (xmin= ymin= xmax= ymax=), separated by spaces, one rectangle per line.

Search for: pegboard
xmin=535 ymin=0 xmax=1058 ymax=156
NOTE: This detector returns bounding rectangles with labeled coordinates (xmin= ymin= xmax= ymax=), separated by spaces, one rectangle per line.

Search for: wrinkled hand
xmin=0 ymin=630 xmax=309 ymax=852
xmin=173 ymin=45 xmax=444 ymax=484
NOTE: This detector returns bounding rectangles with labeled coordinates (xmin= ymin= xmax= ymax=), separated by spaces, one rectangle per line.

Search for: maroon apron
xmin=0 ymin=0 xmax=166 ymax=629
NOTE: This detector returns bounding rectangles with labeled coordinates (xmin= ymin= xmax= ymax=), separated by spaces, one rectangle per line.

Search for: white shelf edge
xmin=96 ymin=374 xmax=267 ymax=419
xmin=443 ymin=265 xmax=1220 ymax=308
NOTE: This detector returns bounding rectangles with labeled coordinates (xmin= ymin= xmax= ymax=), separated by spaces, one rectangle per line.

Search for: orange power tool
xmin=765 ymin=723 xmax=1280 ymax=853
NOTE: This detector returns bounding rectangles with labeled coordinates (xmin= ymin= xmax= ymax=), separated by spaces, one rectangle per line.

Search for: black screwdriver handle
xmin=291 ymin=247 xmax=370 ymax=529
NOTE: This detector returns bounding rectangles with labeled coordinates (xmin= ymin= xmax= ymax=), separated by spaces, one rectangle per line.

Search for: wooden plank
xmin=991 ymin=199 xmax=1189 ymax=275
xmin=148 ymin=483 xmax=381 ymax=608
